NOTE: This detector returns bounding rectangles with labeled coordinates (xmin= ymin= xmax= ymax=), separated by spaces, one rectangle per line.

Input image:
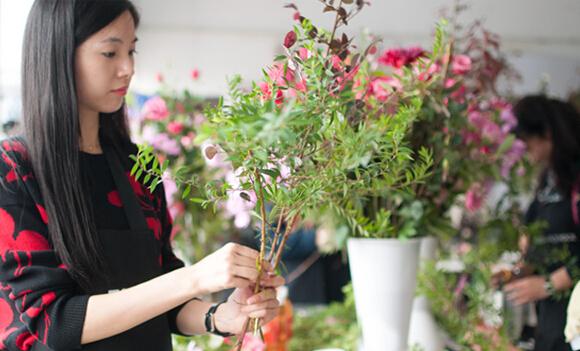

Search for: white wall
xmin=0 ymin=0 xmax=33 ymax=124
xmin=130 ymin=0 xmax=580 ymax=98
xmin=0 ymin=0 xmax=579 ymax=122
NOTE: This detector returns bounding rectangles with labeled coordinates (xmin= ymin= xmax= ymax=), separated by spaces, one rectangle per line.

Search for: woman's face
xmin=75 ymin=11 xmax=137 ymax=115
xmin=524 ymin=135 xmax=552 ymax=165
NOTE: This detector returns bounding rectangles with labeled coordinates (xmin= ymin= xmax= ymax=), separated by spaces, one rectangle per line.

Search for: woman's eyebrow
xmin=100 ymin=37 xmax=139 ymax=44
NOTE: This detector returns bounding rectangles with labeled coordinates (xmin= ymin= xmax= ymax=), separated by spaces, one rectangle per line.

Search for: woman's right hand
xmin=187 ymin=243 xmax=282 ymax=296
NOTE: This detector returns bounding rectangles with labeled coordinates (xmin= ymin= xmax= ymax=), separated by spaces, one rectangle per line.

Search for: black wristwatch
xmin=204 ymin=301 xmax=235 ymax=337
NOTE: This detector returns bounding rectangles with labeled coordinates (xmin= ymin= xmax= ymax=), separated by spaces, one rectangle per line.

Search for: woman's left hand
xmin=213 ymin=286 xmax=281 ymax=335
xmin=504 ymin=275 xmax=549 ymax=305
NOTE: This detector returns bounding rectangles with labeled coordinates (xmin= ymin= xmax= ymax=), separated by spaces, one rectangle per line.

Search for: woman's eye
xmin=129 ymin=49 xmax=138 ymax=56
xmin=102 ymin=52 xmax=116 ymax=58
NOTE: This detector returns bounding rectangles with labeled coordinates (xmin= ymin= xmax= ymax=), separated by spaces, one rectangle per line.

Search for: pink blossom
xmin=500 ymin=107 xmax=517 ymax=133
xmin=167 ymin=121 xmax=184 ymax=135
xmin=259 ymin=82 xmax=272 ymax=101
xmin=180 ymin=133 xmax=195 ymax=148
xmin=444 ymin=78 xmax=456 ymax=89
xmin=141 ymin=127 xmax=181 ymax=156
xmin=451 ymin=55 xmax=472 ymax=75
xmin=267 ymin=63 xmax=295 ymax=86
xmin=501 ymin=139 xmax=526 ymax=178
xmin=369 ymin=76 xmax=402 ymax=101
xmin=465 ymin=183 xmax=486 ymax=212
xmin=298 ymin=47 xmax=312 ymax=61
xmin=481 ymin=120 xmax=503 ymax=145
xmin=274 ymin=89 xmax=284 ymax=106
xmin=411 ymin=58 xmax=441 ymax=82
xmin=293 ymin=11 xmax=301 ymax=21
xmin=331 ymin=55 xmax=343 ymax=70
xmin=142 ymin=96 xmax=170 ymax=121
xmin=192 ymin=113 xmax=207 ymax=128
xmin=190 ymin=69 xmax=200 ymax=81
xmin=155 ymin=73 xmax=164 ymax=83
xmin=240 ymin=333 xmax=266 ymax=351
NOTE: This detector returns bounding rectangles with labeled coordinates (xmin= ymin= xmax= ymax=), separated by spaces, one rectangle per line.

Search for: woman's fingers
xmin=259 ymin=274 xmax=285 ymax=288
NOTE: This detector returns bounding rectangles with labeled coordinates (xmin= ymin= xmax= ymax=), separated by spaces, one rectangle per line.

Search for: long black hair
xmin=513 ymin=95 xmax=580 ymax=195
xmin=22 ymin=0 xmax=139 ymax=290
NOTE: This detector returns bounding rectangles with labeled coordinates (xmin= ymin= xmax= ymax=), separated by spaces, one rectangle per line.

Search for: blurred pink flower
xmin=268 ymin=63 xmax=295 ymax=86
xmin=141 ymin=127 xmax=181 ymax=156
xmin=465 ymin=183 xmax=486 ymax=212
xmin=259 ymin=82 xmax=272 ymax=101
xmin=298 ymin=47 xmax=311 ymax=61
xmin=192 ymin=113 xmax=207 ymax=128
xmin=369 ymin=76 xmax=402 ymax=101
xmin=501 ymin=139 xmax=526 ymax=178
xmin=240 ymin=333 xmax=266 ymax=351
xmin=167 ymin=121 xmax=184 ymax=135
xmin=451 ymin=55 xmax=472 ymax=75
xmin=191 ymin=69 xmax=200 ymax=81
xmin=142 ymin=96 xmax=170 ymax=121
xmin=155 ymin=73 xmax=164 ymax=83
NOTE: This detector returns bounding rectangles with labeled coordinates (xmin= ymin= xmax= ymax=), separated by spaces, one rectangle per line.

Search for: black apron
xmin=81 ymin=145 xmax=172 ymax=351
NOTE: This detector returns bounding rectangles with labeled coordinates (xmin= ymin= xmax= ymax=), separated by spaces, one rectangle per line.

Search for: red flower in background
xmin=378 ymin=47 xmax=426 ymax=68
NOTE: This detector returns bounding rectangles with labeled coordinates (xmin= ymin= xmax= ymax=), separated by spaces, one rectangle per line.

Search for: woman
xmin=505 ymin=95 xmax=580 ymax=351
xmin=0 ymin=1 xmax=283 ymax=350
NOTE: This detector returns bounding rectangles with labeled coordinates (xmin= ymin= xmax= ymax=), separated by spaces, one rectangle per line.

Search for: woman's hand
xmin=214 ymin=286 xmax=282 ymax=335
xmin=187 ymin=243 xmax=270 ymax=296
xmin=504 ymin=275 xmax=549 ymax=305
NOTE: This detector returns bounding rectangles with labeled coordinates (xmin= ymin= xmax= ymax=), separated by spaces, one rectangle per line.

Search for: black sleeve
xmin=0 ymin=142 xmax=90 ymax=350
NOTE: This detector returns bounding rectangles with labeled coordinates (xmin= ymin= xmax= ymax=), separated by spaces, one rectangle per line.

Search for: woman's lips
xmin=112 ymin=87 xmax=128 ymax=96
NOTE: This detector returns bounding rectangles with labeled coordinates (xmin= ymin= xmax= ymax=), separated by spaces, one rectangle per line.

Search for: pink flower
xmin=259 ymin=82 xmax=272 ymax=101
xmin=190 ymin=69 xmax=200 ymax=81
xmin=267 ymin=63 xmax=295 ymax=86
xmin=501 ymin=139 xmax=526 ymax=178
xmin=298 ymin=47 xmax=311 ymax=61
xmin=274 ymin=89 xmax=284 ymax=106
xmin=142 ymin=96 xmax=170 ymax=121
xmin=283 ymin=30 xmax=297 ymax=48
xmin=369 ymin=76 xmax=402 ymax=101
xmin=155 ymin=73 xmax=164 ymax=83
xmin=293 ymin=11 xmax=301 ymax=21
xmin=451 ymin=55 xmax=472 ymax=75
xmin=167 ymin=121 xmax=184 ymax=135
xmin=141 ymin=128 xmax=180 ymax=155
xmin=180 ymin=133 xmax=195 ymax=148
xmin=415 ymin=61 xmax=441 ymax=82
xmin=331 ymin=55 xmax=343 ymax=70
xmin=240 ymin=333 xmax=266 ymax=351
xmin=378 ymin=47 xmax=425 ymax=68
xmin=465 ymin=183 xmax=486 ymax=212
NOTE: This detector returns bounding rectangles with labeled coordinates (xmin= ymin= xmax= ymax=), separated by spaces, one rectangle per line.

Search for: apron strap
xmin=103 ymin=144 xmax=150 ymax=232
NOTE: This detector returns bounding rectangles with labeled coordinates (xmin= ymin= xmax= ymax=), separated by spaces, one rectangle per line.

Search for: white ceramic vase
xmin=408 ymin=236 xmax=445 ymax=351
xmin=347 ymin=238 xmax=421 ymax=351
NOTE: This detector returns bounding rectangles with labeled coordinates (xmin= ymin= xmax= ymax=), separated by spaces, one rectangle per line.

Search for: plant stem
xmin=273 ymin=214 xmax=301 ymax=270
xmin=325 ymin=0 xmax=343 ymax=58
xmin=267 ymin=208 xmax=287 ymax=262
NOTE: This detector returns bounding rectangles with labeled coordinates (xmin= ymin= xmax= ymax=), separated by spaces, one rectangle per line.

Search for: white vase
xmin=408 ymin=236 xmax=445 ymax=351
xmin=347 ymin=237 xmax=421 ymax=351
